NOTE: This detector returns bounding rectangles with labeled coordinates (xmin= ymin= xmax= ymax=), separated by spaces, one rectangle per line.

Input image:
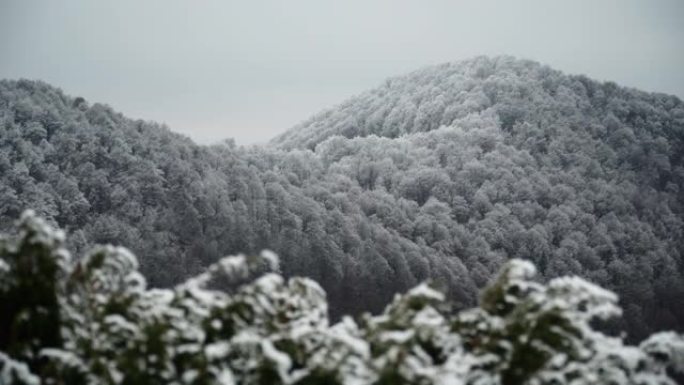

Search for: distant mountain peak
xmin=272 ymin=56 xmax=681 ymax=150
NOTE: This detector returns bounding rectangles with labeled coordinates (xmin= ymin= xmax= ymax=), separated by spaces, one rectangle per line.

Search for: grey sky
xmin=1 ymin=0 xmax=683 ymax=145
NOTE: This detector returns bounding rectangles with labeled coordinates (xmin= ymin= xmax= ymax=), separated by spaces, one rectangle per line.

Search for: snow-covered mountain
xmin=1 ymin=56 xmax=683 ymax=339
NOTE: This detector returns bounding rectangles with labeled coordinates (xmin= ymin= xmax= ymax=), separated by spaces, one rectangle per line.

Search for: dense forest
xmin=1 ymin=56 xmax=683 ymax=342
xmin=1 ymin=212 xmax=683 ymax=384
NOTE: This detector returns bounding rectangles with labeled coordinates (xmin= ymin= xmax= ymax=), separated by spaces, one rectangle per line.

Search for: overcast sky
xmin=1 ymin=0 xmax=683 ymax=145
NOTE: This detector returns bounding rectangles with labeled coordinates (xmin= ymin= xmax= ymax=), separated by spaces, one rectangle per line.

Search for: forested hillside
xmin=1 ymin=56 xmax=683 ymax=340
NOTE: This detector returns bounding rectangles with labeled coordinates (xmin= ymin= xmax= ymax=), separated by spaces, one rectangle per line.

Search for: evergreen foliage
xmin=1 ymin=212 xmax=683 ymax=384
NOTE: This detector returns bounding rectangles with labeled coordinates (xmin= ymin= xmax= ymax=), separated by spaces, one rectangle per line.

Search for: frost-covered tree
xmin=1 ymin=212 xmax=683 ymax=384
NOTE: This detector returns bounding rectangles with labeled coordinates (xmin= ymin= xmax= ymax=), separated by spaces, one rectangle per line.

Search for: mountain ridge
xmin=273 ymin=56 xmax=683 ymax=151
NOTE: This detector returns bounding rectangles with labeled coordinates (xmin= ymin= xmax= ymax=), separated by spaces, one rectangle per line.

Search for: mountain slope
xmin=272 ymin=57 xmax=684 ymax=337
xmin=2 ymin=56 xmax=684 ymax=339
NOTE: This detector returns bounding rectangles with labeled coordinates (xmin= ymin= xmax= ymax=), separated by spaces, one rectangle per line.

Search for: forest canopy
xmin=1 ymin=211 xmax=683 ymax=385
xmin=1 ymin=56 xmax=683 ymax=342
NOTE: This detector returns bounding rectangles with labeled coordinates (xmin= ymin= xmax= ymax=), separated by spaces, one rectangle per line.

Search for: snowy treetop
xmin=1 ymin=211 xmax=683 ymax=384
